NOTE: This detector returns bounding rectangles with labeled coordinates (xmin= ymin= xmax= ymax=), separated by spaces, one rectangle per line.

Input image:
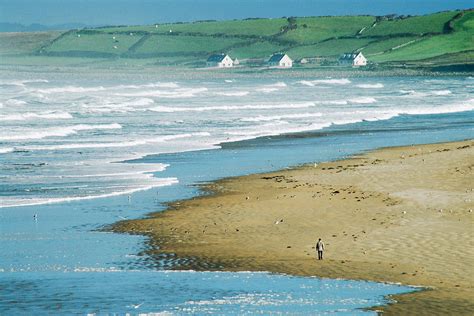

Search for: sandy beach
xmin=113 ymin=140 xmax=474 ymax=315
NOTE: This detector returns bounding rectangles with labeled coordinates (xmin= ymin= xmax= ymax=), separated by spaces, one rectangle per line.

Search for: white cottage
xmin=268 ymin=53 xmax=293 ymax=68
xmin=339 ymin=52 xmax=367 ymax=67
xmin=206 ymin=54 xmax=234 ymax=68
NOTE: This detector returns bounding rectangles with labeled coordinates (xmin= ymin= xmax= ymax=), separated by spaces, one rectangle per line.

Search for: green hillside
xmin=1 ymin=9 xmax=472 ymax=68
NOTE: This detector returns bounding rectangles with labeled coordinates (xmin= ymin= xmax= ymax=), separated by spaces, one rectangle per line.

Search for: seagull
xmin=117 ymin=215 xmax=128 ymax=220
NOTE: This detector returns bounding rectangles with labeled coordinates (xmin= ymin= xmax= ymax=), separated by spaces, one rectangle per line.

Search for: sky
xmin=0 ymin=0 xmax=472 ymax=26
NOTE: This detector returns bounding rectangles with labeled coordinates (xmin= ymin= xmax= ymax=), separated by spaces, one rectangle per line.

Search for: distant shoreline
xmin=1 ymin=63 xmax=473 ymax=79
xmin=113 ymin=140 xmax=474 ymax=315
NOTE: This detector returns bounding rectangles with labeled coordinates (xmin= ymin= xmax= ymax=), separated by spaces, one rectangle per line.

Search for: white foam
xmin=400 ymin=98 xmax=474 ymax=115
xmin=36 ymin=86 xmax=106 ymax=94
xmin=225 ymin=121 xmax=332 ymax=139
xmin=348 ymin=97 xmax=377 ymax=104
xmin=23 ymin=140 xmax=148 ymax=151
xmin=298 ymin=79 xmax=351 ymax=86
xmin=18 ymin=132 xmax=210 ymax=151
xmin=269 ymin=82 xmax=287 ymax=87
xmin=0 ymin=111 xmax=72 ymax=121
xmin=431 ymin=90 xmax=452 ymax=96
xmin=149 ymin=102 xmax=316 ymax=113
xmin=0 ymin=79 xmax=49 ymax=87
xmin=154 ymin=132 xmax=211 ymax=142
xmin=115 ymin=82 xmax=179 ymax=89
xmin=0 ymin=147 xmax=14 ymax=154
xmin=356 ymin=83 xmax=384 ymax=89
xmin=241 ymin=112 xmax=323 ymax=122
xmin=400 ymin=89 xmax=452 ymax=97
xmin=3 ymin=99 xmax=27 ymax=107
xmin=323 ymin=100 xmax=349 ymax=105
xmin=214 ymin=91 xmax=250 ymax=97
xmin=256 ymin=87 xmax=279 ymax=93
xmin=255 ymin=82 xmax=287 ymax=93
xmin=116 ymin=87 xmax=208 ymax=98
xmin=0 ymin=123 xmax=122 ymax=141
xmin=80 ymin=98 xmax=155 ymax=113
xmin=0 ymin=177 xmax=178 ymax=209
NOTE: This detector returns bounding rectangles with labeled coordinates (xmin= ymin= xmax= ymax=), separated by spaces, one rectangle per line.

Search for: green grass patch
xmin=452 ymin=10 xmax=474 ymax=32
xmin=423 ymin=50 xmax=474 ymax=65
xmin=133 ymin=35 xmax=245 ymax=57
xmin=229 ymin=41 xmax=289 ymax=59
xmin=371 ymin=31 xmax=473 ymax=62
xmin=288 ymin=38 xmax=374 ymax=59
xmin=0 ymin=55 xmax=109 ymax=66
xmin=361 ymin=36 xmax=422 ymax=55
xmin=281 ymin=16 xmax=375 ymax=44
xmin=0 ymin=31 xmax=62 ymax=55
xmin=362 ymin=11 xmax=460 ymax=36
xmin=45 ymin=31 xmax=142 ymax=55
xmin=98 ymin=18 xmax=288 ymax=37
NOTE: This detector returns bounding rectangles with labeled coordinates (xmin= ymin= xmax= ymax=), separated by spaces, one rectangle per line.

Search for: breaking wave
xmin=36 ymin=86 xmax=106 ymax=94
xmin=400 ymin=89 xmax=452 ymax=97
xmin=0 ymin=123 xmax=122 ymax=141
xmin=214 ymin=91 xmax=250 ymax=97
xmin=3 ymin=99 xmax=27 ymax=107
xmin=0 ymin=111 xmax=73 ymax=121
xmin=241 ymin=112 xmax=323 ymax=122
xmin=116 ymin=87 xmax=208 ymax=98
xmin=348 ymin=97 xmax=377 ymax=104
xmin=149 ymin=102 xmax=316 ymax=112
xmin=298 ymin=79 xmax=351 ymax=86
xmin=0 ymin=177 xmax=178 ymax=209
xmin=0 ymin=147 xmax=14 ymax=154
xmin=356 ymin=83 xmax=384 ymax=89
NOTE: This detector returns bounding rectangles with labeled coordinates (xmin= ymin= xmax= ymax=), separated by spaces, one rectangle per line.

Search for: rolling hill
xmin=1 ymin=9 xmax=473 ymax=68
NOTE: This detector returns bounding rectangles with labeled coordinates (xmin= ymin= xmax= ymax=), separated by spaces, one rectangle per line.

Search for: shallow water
xmin=0 ymin=72 xmax=472 ymax=314
xmin=0 ymin=271 xmax=416 ymax=315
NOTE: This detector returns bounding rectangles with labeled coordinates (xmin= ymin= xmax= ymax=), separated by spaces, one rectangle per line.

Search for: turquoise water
xmin=1 ymin=73 xmax=472 ymax=314
xmin=0 ymin=271 xmax=416 ymax=315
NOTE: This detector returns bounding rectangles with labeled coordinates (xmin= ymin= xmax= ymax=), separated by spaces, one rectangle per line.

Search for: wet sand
xmin=113 ymin=140 xmax=474 ymax=315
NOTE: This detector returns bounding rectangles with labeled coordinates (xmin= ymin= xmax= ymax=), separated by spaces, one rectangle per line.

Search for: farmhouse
xmin=206 ymin=54 xmax=234 ymax=68
xmin=339 ymin=52 xmax=367 ymax=67
xmin=268 ymin=53 xmax=293 ymax=68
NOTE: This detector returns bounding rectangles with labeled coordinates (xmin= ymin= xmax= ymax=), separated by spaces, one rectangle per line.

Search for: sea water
xmin=0 ymin=71 xmax=472 ymax=314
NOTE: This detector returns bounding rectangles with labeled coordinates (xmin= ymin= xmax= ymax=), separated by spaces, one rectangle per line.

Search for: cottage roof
xmin=207 ymin=54 xmax=228 ymax=62
xmin=339 ymin=52 xmax=363 ymax=60
xmin=268 ymin=53 xmax=288 ymax=63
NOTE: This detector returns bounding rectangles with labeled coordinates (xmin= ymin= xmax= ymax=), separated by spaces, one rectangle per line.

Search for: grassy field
xmin=361 ymin=11 xmax=460 ymax=36
xmin=45 ymin=31 xmax=141 ymax=56
xmin=0 ymin=31 xmax=62 ymax=55
xmin=133 ymin=35 xmax=246 ymax=57
xmin=229 ymin=41 xmax=290 ymax=59
xmin=98 ymin=18 xmax=289 ymax=37
xmin=287 ymin=38 xmax=374 ymax=59
xmin=1 ymin=9 xmax=472 ymax=68
xmin=281 ymin=16 xmax=375 ymax=44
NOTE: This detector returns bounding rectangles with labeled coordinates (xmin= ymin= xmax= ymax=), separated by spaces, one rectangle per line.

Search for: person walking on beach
xmin=316 ymin=238 xmax=325 ymax=260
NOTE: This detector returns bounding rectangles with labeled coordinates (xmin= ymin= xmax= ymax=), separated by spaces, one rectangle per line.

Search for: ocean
xmin=0 ymin=71 xmax=472 ymax=314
